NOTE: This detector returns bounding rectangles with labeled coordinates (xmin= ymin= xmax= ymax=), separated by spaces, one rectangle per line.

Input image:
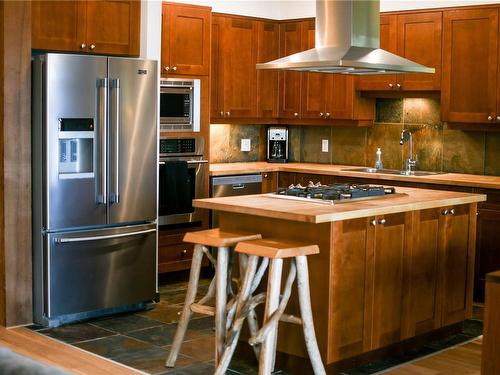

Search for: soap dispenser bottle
xmin=374 ymin=147 xmax=383 ymax=170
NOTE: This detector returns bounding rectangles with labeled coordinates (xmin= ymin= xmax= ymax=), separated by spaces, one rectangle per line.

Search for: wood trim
xmin=1 ymin=0 xmax=32 ymax=327
xmin=466 ymin=202 xmax=478 ymax=318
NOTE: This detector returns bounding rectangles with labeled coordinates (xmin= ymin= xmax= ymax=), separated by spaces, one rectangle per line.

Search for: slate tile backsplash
xmin=210 ymin=98 xmax=500 ymax=176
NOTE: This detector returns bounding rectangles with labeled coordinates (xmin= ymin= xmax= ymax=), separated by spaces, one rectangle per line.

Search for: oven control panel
xmin=160 ymin=138 xmax=195 ymax=154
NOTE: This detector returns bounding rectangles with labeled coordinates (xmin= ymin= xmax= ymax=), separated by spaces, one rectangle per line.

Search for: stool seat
xmin=235 ymin=238 xmax=319 ymax=259
xmin=183 ymin=228 xmax=262 ymax=248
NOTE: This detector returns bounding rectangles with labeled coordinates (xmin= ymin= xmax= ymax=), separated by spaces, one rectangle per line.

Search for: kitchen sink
xmin=342 ymin=167 xmax=447 ymax=176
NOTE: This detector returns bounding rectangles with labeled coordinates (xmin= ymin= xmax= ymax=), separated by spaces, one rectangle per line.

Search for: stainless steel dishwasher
xmin=210 ymin=174 xmax=263 ymax=227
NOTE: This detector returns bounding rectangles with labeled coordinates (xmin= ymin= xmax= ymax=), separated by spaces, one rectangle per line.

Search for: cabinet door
xmin=32 ymin=0 xmax=86 ymax=52
xmin=261 ymin=172 xmax=278 ymax=193
xmin=397 ymin=12 xmax=442 ymax=91
xmin=371 ymin=212 xmax=411 ymax=349
xmin=327 ymin=75 xmax=355 ymax=120
xmin=279 ymin=22 xmax=304 ymax=119
xmin=441 ymin=205 xmax=473 ymax=326
xmin=163 ymin=4 xmax=211 ymax=76
xmin=356 ymin=15 xmax=397 ymax=91
xmin=257 ymin=21 xmax=280 ymax=119
xmin=221 ymin=17 xmax=258 ymax=118
xmin=300 ymin=21 xmax=331 ymax=120
xmin=409 ymin=209 xmax=442 ymax=336
xmin=85 ymin=0 xmax=140 ymax=56
xmin=475 ymin=208 xmax=500 ymax=302
xmin=211 ymin=16 xmax=224 ymax=119
xmin=442 ymin=9 xmax=498 ymax=124
xmin=329 ymin=218 xmax=374 ymax=361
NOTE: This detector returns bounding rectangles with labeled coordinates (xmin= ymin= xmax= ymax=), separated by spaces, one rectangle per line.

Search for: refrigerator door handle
xmin=110 ymin=78 xmax=120 ymax=204
xmin=55 ymin=228 xmax=156 ymax=244
xmin=97 ymin=78 xmax=108 ymax=205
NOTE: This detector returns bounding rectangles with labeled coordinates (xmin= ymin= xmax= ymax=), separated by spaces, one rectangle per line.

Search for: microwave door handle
xmin=110 ymin=78 xmax=120 ymax=203
xmin=97 ymin=78 xmax=108 ymax=205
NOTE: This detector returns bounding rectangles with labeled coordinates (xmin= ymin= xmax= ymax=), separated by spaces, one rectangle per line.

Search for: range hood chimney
xmin=256 ymin=0 xmax=435 ymax=75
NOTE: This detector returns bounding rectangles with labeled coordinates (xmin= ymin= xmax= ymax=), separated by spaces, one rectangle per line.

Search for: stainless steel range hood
xmin=256 ymin=0 xmax=435 ymax=75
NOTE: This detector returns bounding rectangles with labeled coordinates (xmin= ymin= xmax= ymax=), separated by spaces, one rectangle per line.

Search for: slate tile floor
xmin=29 ymin=278 xmax=484 ymax=375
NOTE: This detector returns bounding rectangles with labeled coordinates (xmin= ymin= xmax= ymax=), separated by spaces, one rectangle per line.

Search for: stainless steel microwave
xmin=159 ymin=78 xmax=200 ymax=132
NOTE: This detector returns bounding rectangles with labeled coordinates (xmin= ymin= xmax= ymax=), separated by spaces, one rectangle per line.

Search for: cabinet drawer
xmin=159 ymin=243 xmax=194 ymax=265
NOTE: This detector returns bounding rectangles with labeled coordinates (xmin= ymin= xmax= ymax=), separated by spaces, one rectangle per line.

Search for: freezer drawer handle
xmin=232 ymin=184 xmax=245 ymax=189
xmin=55 ymin=228 xmax=156 ymax=244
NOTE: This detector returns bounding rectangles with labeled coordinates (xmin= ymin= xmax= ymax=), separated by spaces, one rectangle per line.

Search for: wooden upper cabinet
xmin=32 ymin=1 xmax=85 ymax=52
xmin=356 ymin=15 xmax=397 ymax=91
xmin=211 ymin=16 xmax=224 ymax=119
xmin=161 ymin=3 xmax=211 ymax=76
xmin=257 ymin=21 xmax=280 ymax=119
xmin=220 ymin=17 xmax=258 ymax=118
xmin=442 ymin=8 xmax=499 ymax=124
xmin=32 ymin=0 xmax=140 ymax=56
xmin=85 ymin=0 xmax=140 ymax=56
xmin=279 ymin=22 xmax=305 ymax=119
xmin=397 ymin=12 xmax=442 ymax=91
xmin=357 ymin=12 xmax=442 ymax=92
xmin=301 ymin=20 xmax=332 ymax=120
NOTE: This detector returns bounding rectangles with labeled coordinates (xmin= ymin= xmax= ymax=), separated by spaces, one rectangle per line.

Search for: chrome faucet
xmin=400 ymin=129 xmax=417 ymax=174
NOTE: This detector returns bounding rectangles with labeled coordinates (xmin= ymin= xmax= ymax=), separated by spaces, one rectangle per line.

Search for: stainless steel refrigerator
xmin=32 ymin=54 xmax=158 ymax=327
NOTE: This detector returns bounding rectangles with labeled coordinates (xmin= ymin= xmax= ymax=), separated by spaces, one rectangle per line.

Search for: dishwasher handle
xmin=232 ymin=183 xmax=245 ymax=190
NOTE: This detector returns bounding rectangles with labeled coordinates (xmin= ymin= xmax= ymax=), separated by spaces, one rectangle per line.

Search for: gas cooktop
xmin=272 ymin=182 xmax=396 ymax=204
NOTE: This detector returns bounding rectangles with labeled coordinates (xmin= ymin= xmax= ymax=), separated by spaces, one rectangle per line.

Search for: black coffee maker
xmin=267 ymin=127 xmax=288 ymax=163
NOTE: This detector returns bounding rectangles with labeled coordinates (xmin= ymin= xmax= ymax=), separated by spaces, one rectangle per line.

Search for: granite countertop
xmin=209 ymin=162 xmax=500 ymax=190
xmin=193 ymin=187 xmax=486 ymax=223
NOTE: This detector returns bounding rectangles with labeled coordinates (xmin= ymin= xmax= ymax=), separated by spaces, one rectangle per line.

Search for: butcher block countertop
xmin=194 ymin=187 xmax=486 ymax=223
xmin=209 ymin=162 xmax=500 ymax=190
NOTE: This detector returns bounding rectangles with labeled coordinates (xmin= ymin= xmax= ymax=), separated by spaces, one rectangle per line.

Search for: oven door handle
xmin=159 ymin=160 xmax=209 ymax=165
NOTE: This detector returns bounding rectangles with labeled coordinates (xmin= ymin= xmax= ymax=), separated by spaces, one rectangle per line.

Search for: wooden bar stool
xmin=215 ymin=238 xmax=326 ymax=375
xmin=165 ymin=228 xmax=261 ymax=368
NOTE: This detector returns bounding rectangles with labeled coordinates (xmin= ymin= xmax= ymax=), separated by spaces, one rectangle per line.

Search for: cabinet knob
xmin=497 ymin=116 xmax=500 ymax=122
xmin=319 ymin=112 xmax=324 ymax=118
xmin=488 ymin=115 xmax=494 ymax=121
xmin=325 ymin=112 xmax=330 ymax=118
xmin=172 ymin=66 xmax=177 ymax=71
xmin=370 ymin=219 xmax=377 ymax=226
xmin=226 ymin=111 xmax=230 ymax=117
xmin=263 ymin=173 xmax=268 ymax=178
xmin=396 ymin=83 xmax=401 ymax=89
xmin=181 ymin=249 xmax=187 ymax=254
xmin=378 ymin=218 xmax=386 ymax=225
xmin=293 ymin=112 xmax=299 ymax=117
xmin=389 ymin=83 xmax=394 ymax=88
xmin=164 ymin=66 xmax=170 ymax=71
xmin=80 ymin=43 xmax=86 ymax=49
xmin=449 ymin=208 xmax=455 ymax=215
xmin=90 ymin=44 xmax=96 ymax=50
xmin=220 ymin=111 xmax=224 ymax=117
xmin=442 ymin=209 xmax=449 ymax=215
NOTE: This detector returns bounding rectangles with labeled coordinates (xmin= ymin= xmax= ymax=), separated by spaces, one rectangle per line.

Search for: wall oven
xmin=160 ymin=78 xmax=200 ymax=132
xmin=158 ymin=136 xmax=208 ymax=226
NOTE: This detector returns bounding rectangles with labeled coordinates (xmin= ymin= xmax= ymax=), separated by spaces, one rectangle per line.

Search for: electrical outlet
xmin=322 ymin=139 xmax=329 ymax=153
xmin=241 ymin=138 xmax=251 ymax=152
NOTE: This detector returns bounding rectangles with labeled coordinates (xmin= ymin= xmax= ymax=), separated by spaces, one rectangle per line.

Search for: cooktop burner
xmin=276 ymin=182 xmax=396 ymax=201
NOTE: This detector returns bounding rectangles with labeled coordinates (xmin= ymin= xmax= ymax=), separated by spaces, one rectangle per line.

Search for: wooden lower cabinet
xmin=158 ymin=225 xmax=207 ymax=274
xmin=328 ymin=205 xmax=474 ymax=363
xmin=261 ymin=172 xmax=278 ymax=193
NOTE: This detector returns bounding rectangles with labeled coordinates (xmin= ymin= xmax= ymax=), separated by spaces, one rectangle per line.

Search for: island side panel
xmin=218 ymin=212 xmax=332 ymax=361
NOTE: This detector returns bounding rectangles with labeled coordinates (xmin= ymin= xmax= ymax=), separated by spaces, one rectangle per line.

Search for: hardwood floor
xmin=386 ymin=338 xmax=482 ymax=375
xmin=0 ymin=326 xmax=139 ymax=374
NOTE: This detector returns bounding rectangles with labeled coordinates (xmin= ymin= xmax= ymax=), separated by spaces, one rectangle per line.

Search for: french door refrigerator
xmin=32 ymin=54 xmax=158 ymax=327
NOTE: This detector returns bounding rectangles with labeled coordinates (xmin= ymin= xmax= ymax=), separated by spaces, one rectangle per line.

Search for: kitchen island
xmin=194 ymin=187 xmax=486 ymax=369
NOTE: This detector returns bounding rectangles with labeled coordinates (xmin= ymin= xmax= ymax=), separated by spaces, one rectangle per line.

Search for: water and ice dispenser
xmin=58 ymin=118 xmax=94 ymax=179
